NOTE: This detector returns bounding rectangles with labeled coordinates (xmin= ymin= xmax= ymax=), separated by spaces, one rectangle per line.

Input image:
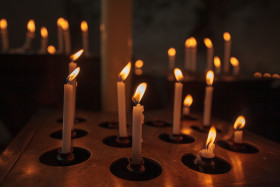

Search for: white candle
xmin=132 ymin=83 xmax=147 ymax=164
xmin=40 ymin=27 xmax=48 ymax=54
xmin=62 ymin=20 xmax=71 ymax=55
xmin=199 ymin=126 xmax=216 ymax=158
xmin=214 ymin=56 xmax=221 ymax=75
xmin=230 ymin=57 xmax=240 ymax=76
xmin=117 ymin=62 xmax=131 ymax=137
xmin=203 ymin=71 xmax=214 ymax=127
xmin=0 ymin=19 xmax=9 ymax=51
xmin=233 ymin=115 xmax=245 ymax=144
xmin=204 ymin=38 xmax=214 ymax=70
xmin=184 ymin=39 xmax=190 ymax=71
xmin=234 ymin=130 xmax=243 ymax=144
xmin=223 ymin=32 xmax=231 ymax=74
xmin=173 ymin=68 xmax=184 ymax=134
xmin=57 ymin=18 xmax=64 ymax=54
xmin=183 ymin=94 xmax=193 ymax=115
xmin=81 ymin=21 xmax=89 ymax=56
xmin=168 ymin=48 xmax=176 ymax=70
xmin=23 ymin=19 xmax=35 ymax=51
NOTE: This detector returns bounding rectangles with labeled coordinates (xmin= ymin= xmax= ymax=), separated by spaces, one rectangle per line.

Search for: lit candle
xmin=0 ymin=19 xmax=9 ymax=51
xmin=254 ymin=72 xmax=262 ymax=78
xmin=168 ymin=48 xmax=176 ymax=70
xmin=223 ymin=32 xmax=231 ymax=74
xmin=40 ymin=27 xmax=48 ymax=54
xmin=198 ymin=126 xmax=216 ymax=159
xmin=214 ymin=56 xmax=221 ymax=75
xmin=184 ymin=39 xmax=190 ymax=71
xmin=173 ymin=68 xmax=184 ymax=134
xmin=117 ymin=62 xmax=131 ymax=138
xmin=57 ymin=18 xmax=64 ymax=54
xmin=272 ymin=74 xmax=280 ymax=79
xmin=189 ymin=37 xmax=197 ymax=73
xmin=131 ymin=83 xmax=147 ymax=164
xmin=233 ymin=115 xmax=246 ymax=144
xmin=47 ymin=45 xmax=56 ymax=55
xmin=23 ymin=19 xmax=35 ymax=51
xmin=230 ymin=57 xmax=240 ymax=76
xmin=204 ymin=38 xmax=214 ymax=70
xmin=134 ymin=59 xmax=143 ymax=75
xmin=263 ymin=73 xmax=271 ymax=78
xmin=81 ymin=21 xmax=89 ymax=56
xmin=183 ymin=94 xmax=193 ymax=115
xmin=203 ymin=70 xmax=214 ymax=127
xmin=62 ymin=19 xmax=71 ymax=55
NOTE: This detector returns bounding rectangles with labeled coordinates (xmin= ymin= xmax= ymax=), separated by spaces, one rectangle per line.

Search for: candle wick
xmin=132 ymin=97 xmax=139 ymax=106
xmin=118 ymin=75 xmax=123 ymax=82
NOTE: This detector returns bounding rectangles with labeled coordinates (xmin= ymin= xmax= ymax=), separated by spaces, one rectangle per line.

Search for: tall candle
xmin=81 ymin=21 xmax=89 ymax=56
xmin=183 ymin=94 xmax=193 ymax=115
xmin=203 ymin=70 xmax=214 ymax=127
xmin=204 ymin=38 xmax=214 ymax=70
xmin=47 ymin=45 xmax=56 ymax=55
xmin=184 ymin=39 xmax=190 ymax=71
xmin=190 ymin=37 xmax=197 ymax=73
xmin=40 ymin=27 xmax=48 ymax=54
xmin=134 ymin=60 xmax=143 ymax=75
xmin=0 ymin=19 xmax=9 ymax=51
xmin=62 ymin=19 xmax=71 ymax=55
xmin=168 ymin=48 xmax=176 ymax=70
xmin=132 ymin=83 xmax=147 ymax=164
xmin=117 ymin=62 xmax=131 ymax=137
xmin=230 ymin=57 xmax=240 ymax=76
xmin=23 ymin=19 xmax=35 ymax=51
xmin=199 ymin=126 xmax=216 ymax=158
xmin=173 ymin=68 xmax=184 ymax=134
xmin=223 ymin=32 xmax=231 ymax=74
xmin=57 ymin=18 xmax=64 ymax=54
xmin=214 ymin=56 xmax=221 ymax=75
xmin=233 ymin=115 xmax=245 ymax=144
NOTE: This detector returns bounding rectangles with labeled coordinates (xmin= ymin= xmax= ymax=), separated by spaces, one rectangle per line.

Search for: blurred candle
xmin=203 ymin=71 xmax=214 ymax=127
xmin=233 ymin=116 xmax=245 ymax=144
xmin=134 ymin=59 xmax=143 ymax=75
xmin=40 ymin=27 xmax=48 ymax=54
xmin=0 ymin=19 xmax=9 ymax=51
xmin=62 ymin=19 xmax=71 ymax=54
xmin=199 ymin=126 xmax=216 ymax=158
xmin=183 ymin=94 xmax=193 ymax=115
xmin=47 ymin=45 xmax=56 ymax=55
xmin=168 ymin=48 xmax=176 ymax=70
xmin=230 ymin=57 xmax=240 ymax=76
xmin=272 ymin=74 xmax=280 ymax=79
xmin=189 ymin=37 xmax=197 ymax=73
xmin=81 ymin=21 xmax=89 ymax=56
xmin=223 ymin=32 xmax=231 ymax=74
xmin=173 ymin=68 xmax=184 ymax=134
xmin=117 ymin=62 xmax=131 ymax=137
xmin=254 ymin=72 xmax=262 ymax=78
xmin=204 ymin=38 xmax=214 ymax=70
xmin=214 ymin=56 xmax=221 ymax=75
xmin=23 ymin=19 xmax=35 ymax=51
xmin=184 ymin=39 xmax=190 ymax=71
xmin=57 ymin=18 xmax=64 ymax=54
xmin=131 ymin=83 xmax=147 ymax=164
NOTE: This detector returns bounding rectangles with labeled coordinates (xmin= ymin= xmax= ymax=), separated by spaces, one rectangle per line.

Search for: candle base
xmin=196 ymin=154 xmax=215 ymax=172
xmin=127 ymin=158 xmax=145 ymax=174
xmin=57 ymin=148 xmax=75 ymax=164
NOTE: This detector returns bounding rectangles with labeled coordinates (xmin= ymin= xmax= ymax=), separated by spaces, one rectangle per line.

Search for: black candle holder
xmin=191 ymin=125 xmax=222 ymax=133
xmin=145 ymin=119 xmax=172 ymax=128
xmin=99 ymin=121 xmax=129 ymax=129
xmin=57 ymin=148 xmax=75 ymax=164
xmin=159 ymin=133 xmax=195 ymax=144
xmin=102 ymin=135 xmax=132 ymax=148
xmin=217 ymin=140 xmax=259 ymax=153
xmin=50 ymin=129 xmax=88 ymax=139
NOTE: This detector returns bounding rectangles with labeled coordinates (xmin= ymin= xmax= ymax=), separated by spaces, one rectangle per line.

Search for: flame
xmin=263 ymin=73 xmax=271 ymax=78
xmin=132 ymin=82 xmax=147 ymax=104
xmin=214 ymin=57 xmax=221 ymax=68
xmin=233 ymin=115 xmax=246 ymax=130
xmin=184 ymin=94 xmax=193 ymax=107
xmin=174 ymin=68 xmax=184 ymax=82
xmin=81 ymin=21 xmax=88 ymax=32
xmin=118 ymin=62 xmax=131 ymax=81
xmin=185 ymin=39 xmax=189 ymax=47
xmin=67 ymin=67 xmax=80 ymax=82
xmin=27 ymin=19 xmax=35 ymax=33
xmin=223 ymin=32 xmax=231 ymax=41
xmin=47 ymin=45 xmax=56 ymax=54
xmin=204 ymin=38 xmax=213 ymax=48
xmin=254 ymin=72 xmax=262 ymax=78
xmin=189 ymin=37 xmax=197 ymax=47
xmin=40 ymin=27 xmax=48 ymax=38
xmin=0 ymin=19 xmax=7 ymax=30
xmin=272 ymin=74 xmax=280 ymax=78
xmin=70 ymin=49 xmax=84 ymax=61
xmin=168 ymin=48 xmax=176 ymax=56
xmin=206 ymin=70 xmax=214 ymax=86
xmin=206 ymin=126 xmax=216 ymax=149
xmin=57 ymin=17 xmax=65 ymax=27
xmin=135 ymin=60 xmax=143 ymax=68
xmin=61 ymin=19 xmax=69 ymax=30
xmin=230 ymin=57 xmax=239 ymax=67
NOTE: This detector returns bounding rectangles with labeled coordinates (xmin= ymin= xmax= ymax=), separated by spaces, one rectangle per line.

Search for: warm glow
xmin=254 ymin=72 xmax=262 ymax=78
xmin=61 ymin=19 xmax=69 ymax=30
xmin=67 ymin=67 xmax=80 ymax=82
xmin=204 ymin=38 xmax=213 ymax=48
xmin=135 ymin=60 xmax=144 ymax=68
xmin=189 ymin=37 xmax=197 ymax=47
xmin=206 ymin=70 xmax=214 ymax=86
xmin=168 ymin=48 xmax=176 ymax=56
xmin=0 ymin=19 xmax=7 ymax=30
xmin=174 ymin=68 xmax=184 ymax=82
xmin=263 ymin=73 xmax=271 ymax=78
xmin=132 ymin=82 xmax=147 ymax=104
xmin=185 ymin=39 xmax=189 ymax=47
xmin=214 ymin=57 xmax=221 ymax=68
xmin=40 ymin=27 xmax=48 ymax=38
xmin=272 ymin=74 xmax=280 ymax=78
xmin=81 ymin=21 xmax=88 ymax=32
xmin=233 ymin=116 xmax=246 ymax=130
xmin=184 ymin=94 xmax=193 ymax=107
xmin=206 ymin=126 xmax=216 ymax=150
xmin=223 ymin=32 xmax=231 ymax=41
xmin=47 ymin=45 xmax=56 ymax=54
xmin=27 ymin=19 xmax=35 ymax=33
xmin=230 ymin=57 xmax=239 ymax=67
xmin=70 ymin=49 xmax=84 ymax=61
xmin=118 ymin=62 xmax=131 ymax=81
xmin=57 ymin=17 xmax=64 ymax=27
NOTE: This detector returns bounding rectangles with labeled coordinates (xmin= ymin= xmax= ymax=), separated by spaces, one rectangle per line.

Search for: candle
xmin=23 ymin=19 xmax=35 ymax=51
xmin=183 ymin=94 xmax=193 ymax=115
xmin=203 ymin=70 xmax=214 ymax=127
xmin=253 ymin=72 xmax=262 ymax=78
xmin=184 ymin=39 xmax=190 ymax=71
xmin=272 ymin=74 xmax=280 ymax=79
xmin=214 ymin=56 xmax=221 ymax=75
xmin=57 ymin=18 xmax=64 ymax=54
xmin=40 ymin=27 xmax=48 ymax=54
xmin=233 ymin=115 xmax=246 ymax=144
xmin=263 ymin=73 xmax=271 ymax=78
xmin=168 ymin=48 xmax=176 ymax=70
xmin=131 ymin=83 xmax=147 ymax=164
xmin=223 ymin=32 xmax=231 ymax=74
xmin=173 ymin=68 xmax=184 ymax=134
xmin=189 ymin=37 xmax=197 ymax=73
xmin=204 ymin=38 xmax=214 ymax=70
xmin=117 ymin=62 xmax=131 ymax=138
xmin=230 ymin=57 xmax=240 ymax=76
xmin=81 ymin=21 xmax=89 ymax=56
xmin=47 ymin=45 xmax=56 ymax=55
xmin=199 ymin=126 xmax=216 ymax=159
xmin=134 ymin=59 xmax=143 ymax=75
xmin=0 ymin=19 xmax=9 ymax=51
xmin=62 ymin=19 xmax=71 ymax=55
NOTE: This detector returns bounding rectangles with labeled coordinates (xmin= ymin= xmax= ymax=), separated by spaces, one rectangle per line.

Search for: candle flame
xmin=57 ymin=17 xmax=65 ymax=27
xmin=168 ymin=48 xmax=176 ymax=56
xmin=189 ymin=37 xmax=197 ymax=47
xmin=40 ymin=27 xmax=48 ymax=38
xmin=70 ymin=49 xmax=84 ymax=61
xmin=204 ymin=38 xmax=213 ymax=48
xmin=230 ymin=57 xmax=239 ymax=67
xmin=47 ymin=45 xmax=56 ymax=55
xmin=81 ymin=21 xmax=88 ymax=32
xmin=206 ymin=70 xmax=214 ymax=86
xmin=214 ymin=56 xmax=221 ymax=68
xmin=118 ymin=62 xmax=131 ymax=81
xmin=27 ymin=19 xmax=35 ymax=33
xmin=254 ymin=72 xmax=262 ymax=78
xmin=67 ymin=67 xmax=80 ymax=82
xmin=184 ymin=94 xmax=193 ymax=107
xmin=0 ymin=19 xmax=7 ymax=30
xmin=135 ymin=60 xmax=143 ymax=69
xmin=174 ymin=68 xmax=184 ymax=82
xmin=61 ymin=19 xmax=69 ymax=30
xmin=206 ymin=126 xmax=216 ymax=150
xmin=132 ymin=82 xmax=147 ymax=105
xmin=263 ymin=73 xmax=271 ymax=78
xmin=233 ymin=115 xmax=246 ymax=130
xmin=223 ymin=32 xmax=231 ymax=41
xmin=272 ymin=74 xmax=280 ymax=78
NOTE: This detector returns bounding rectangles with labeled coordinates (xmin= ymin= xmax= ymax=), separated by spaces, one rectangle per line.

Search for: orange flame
xmin=184 ymin=94 xmax=193 ymax=107
xmin=47 ymin=45 xmax=56 ymax=55
xmin=206 ymin=70 xmax=214 ymax=86
xmin=254 ymin=72 xmax=262 ymax=78
xmin=41 ymin=27 xmax=48 ymax=38
xmin=57 ymin=17 xmax=64 ymax=27
xmin=70 ymin=49 xmax=84 ymax=61
xmin=135 ymin=60 xmax=143 ymax=69
xmin=168 ymin=48 xmax=176 ymax=56
xmin=272 ymin=74 xmax=280 ymax=78
xmin=189 ymin=37 xmax=197 ymax=47
xmin=0 ymin=19 xmax=7 ymax=30
xmin=27 ymin=20 xmax=35 ymax=33
xmin=233 ymin=115 xmax=246 ymax=130
xmin=230 ymin=57 xmax=239 ymax=67
xmin=223 ymin=32 xmax=231 ymax=41
xmin=263 ymin=73 xmax=271 ymax=78
xmin=67 ymin=67 xmax=80 ymax=82
xmin=214 ymin=57 xmax=221 ymax=68
xmin=118 ymin=62 xmax=131 ymax=81
xmin=81 ymin=21 xmax=88 ymax=32
xmin=132 ymin=82 xmax=147 ymax=104
xmin=61 ymin=19 xmax=69 ymax=30
xmin=206 ymin=126 xmax=216 ymax=149
xmin=204 ymin=38 xmax=213 ymax=48
xmin=174 ymin=68 xmax=184 ymax=82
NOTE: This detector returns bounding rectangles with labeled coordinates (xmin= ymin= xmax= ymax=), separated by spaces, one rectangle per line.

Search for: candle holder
xmin=49 ymin=129 xmax=88 ymax=139
xmin=57 ymin=116 xmax=86 ymax=124
xmin=102 ymin=135 xmax=132 ymax=148
xmin=191 ymin=125 xmax=222 ymax=133
xmin=217 ymin=140 xmax=259 ymax=153
xmin=57 ymin=148 xmax=75 ymax=164
xmin=99 ymin=121 xmax=129 ymax=129
xmin=145 ymin=119 xmax=172 ymax=128
xmin=159 ymin=133 xmax=195 ymax=144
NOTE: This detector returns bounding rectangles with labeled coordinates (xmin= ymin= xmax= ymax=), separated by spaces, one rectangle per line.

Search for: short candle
xmin=0 ymin=19 xmax=9 ymax=51
xmin=233 ymin=115 xmax=246 ymax=144
xmin=214 ymin=56 xmax=221 ymax=75
xmin=204 ymin=38 xmax=214 ymax=71
xmin=168 ymin=48 xmax=176 ymax=70
xmin=230 ymin=57 xmax=240 ymax=76
xmin=182 ymin=94 xmax=193 ymax=116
